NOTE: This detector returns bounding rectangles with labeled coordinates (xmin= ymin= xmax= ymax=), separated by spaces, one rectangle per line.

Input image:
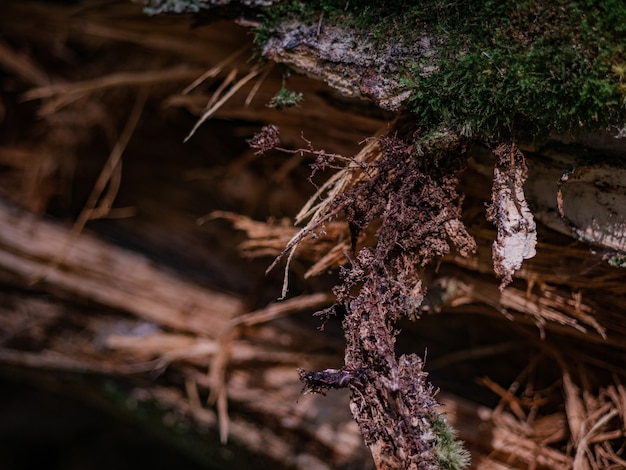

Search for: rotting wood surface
xmin=0 ymin=197 xmax=241 ymax=338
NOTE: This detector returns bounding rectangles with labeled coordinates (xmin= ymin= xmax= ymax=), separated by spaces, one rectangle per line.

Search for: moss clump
xmin=253 ymin=1 xmax=318 ymax=45
xmin=606 ymin=252 xmax=626 ymax=268
xmin=257 ymin=1 xmax=626 ymax=140
xmin=429 ymin=413 xmax=471 ymax=470
xmin=404 ymin=1 xmax=626 ymax=139
xmin=267 ymin=85 xmax=303 ymax=109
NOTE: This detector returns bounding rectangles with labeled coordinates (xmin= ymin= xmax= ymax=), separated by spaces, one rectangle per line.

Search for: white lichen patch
xmin=487 ymin=142 xmax=537 ymax=289
xmin=262 ymin=21 xmax=435 ymax=111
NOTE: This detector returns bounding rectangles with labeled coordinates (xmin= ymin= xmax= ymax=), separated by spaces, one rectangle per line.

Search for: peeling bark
xmin=470 ymin=140 xmax=626 ymax=257
xmin=486 ymin=142 xmax=537 ymax=289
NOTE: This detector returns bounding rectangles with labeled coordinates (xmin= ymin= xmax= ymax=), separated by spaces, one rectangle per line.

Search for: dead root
xmin=256 ymin=120 xmax=476 ymax=468
xmin=236 ymin=123 xmax=625 ymax=468
xmin=477 ymin=347 xmax=626 ymax=470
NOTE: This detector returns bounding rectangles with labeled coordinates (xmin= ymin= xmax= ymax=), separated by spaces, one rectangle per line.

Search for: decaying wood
xmin=0 ymin=196 xmax=371 ymax=469
xmin=281 ymin=127 xmax=476 ymax=468
xmin=471 ymin=142 xmax=626 ymax=255
xmin=261 ymin=22 xmax=417 ymax=111
xmin=3 ymin=1 xmax=626 ymax=469
xmin=0 ymin=197 xmax=241 ymax=337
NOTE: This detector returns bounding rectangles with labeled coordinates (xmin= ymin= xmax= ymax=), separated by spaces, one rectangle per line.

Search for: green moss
xmin=257 ymin=0 xmax=626 ymax=140
xmin=429 ymin=413 xmax=471 ymax=470
xmin=268 ymin=85 xmax=303 ymax=109
xmin=253 ymin=1 xmax=317 ymax=46
xmin=405 ymin=1 xmax=626 ymax=139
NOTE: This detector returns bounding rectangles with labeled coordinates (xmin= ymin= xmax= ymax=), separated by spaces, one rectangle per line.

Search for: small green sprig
xmin=268 ymin=86 xmax=303 ymax=109
xmin=430 ymin=413 xmax=471 ymax=470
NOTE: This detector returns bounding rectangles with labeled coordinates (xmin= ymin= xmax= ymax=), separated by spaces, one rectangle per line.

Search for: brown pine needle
xmin=0 ymin=38 xmax=49 ymax=86
xmin=24 ymin=66 xmax=201 ymax=101
xmin=244 ymin=62 xmax=274 ymax=106
xmin=75 ymin=20 xmax=214 ymax=58
xmin=217 ymin=386 xmax=229 ymax=444
xmin=182 ymin=44 xmax=250 ymax=95
xmin=206 ymin=68 xmax=238 ymax=111
xmin=184 ymin=66 xmax=263 ymax=142
xmin=231 ymin=292 xmax=334 ymax=327
xmin=30 ymin=91 xmax=146 ymax=284
xmin=185 ymin=376 xmax=203 ymax=410
xmin=207 ymin=328 xmax=238 ymax=444
xmin=479 ymin=376 xmax=527 ymax=421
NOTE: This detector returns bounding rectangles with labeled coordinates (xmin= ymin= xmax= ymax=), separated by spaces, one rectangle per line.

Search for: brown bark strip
xmin=343 ymin=300 xmax=439 ymax=469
